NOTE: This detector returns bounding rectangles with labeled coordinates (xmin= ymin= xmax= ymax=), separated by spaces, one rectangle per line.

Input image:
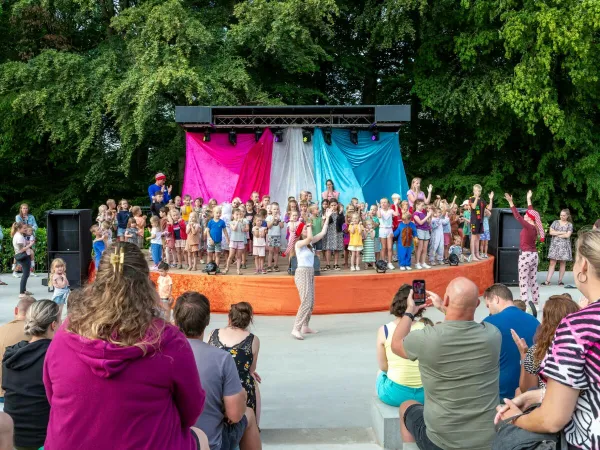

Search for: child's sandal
xmin=274 ymin=265 xmax=280 ymax=272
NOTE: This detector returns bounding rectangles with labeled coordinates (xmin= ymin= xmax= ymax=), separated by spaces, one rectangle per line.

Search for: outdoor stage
xmin=149 ymin=257 xmax=494 ymax=315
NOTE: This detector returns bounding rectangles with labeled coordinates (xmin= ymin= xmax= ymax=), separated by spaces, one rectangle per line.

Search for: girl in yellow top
xmin=180 ymin=194 xmax=193 ymax=222
xmin=376 ymin=284 xmax=425 ymax=407
xmin=348 ymin=213 xmax=364 ymax=271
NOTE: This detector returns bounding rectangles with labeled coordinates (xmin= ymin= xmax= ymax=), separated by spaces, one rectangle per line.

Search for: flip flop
xmin=0 ymin=281 xmax=7 ymax=286
xmin=542 ymin=281 xmax=551 ymax=286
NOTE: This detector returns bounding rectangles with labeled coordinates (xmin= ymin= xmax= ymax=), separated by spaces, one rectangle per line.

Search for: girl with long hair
xmin=43 ymin=242 xmax=209 ymax=450
xmin=406 ymin=178 xmax=432 ymax=212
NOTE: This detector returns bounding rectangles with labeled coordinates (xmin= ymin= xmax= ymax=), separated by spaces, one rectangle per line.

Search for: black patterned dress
xmin=208 ymin=329 xmax=256 ymax=412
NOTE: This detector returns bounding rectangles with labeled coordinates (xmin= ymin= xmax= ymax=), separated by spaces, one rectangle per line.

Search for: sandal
xmin=322 ymin=265 xmax=330 ymax=271
xmin=0 ymin=281 xmax=7 ymax=286
xmin=558 ymin=281 xmax=564 ymax=286
xmin=266 ymin=266 xmax=273 ymax=272
xmin=274 ymin=265 xmax=280 ymax=272
xmin=334 ymin=265 xmax=341 ymax=271
xmin=542 ymin=281 xmax=551 ymax=286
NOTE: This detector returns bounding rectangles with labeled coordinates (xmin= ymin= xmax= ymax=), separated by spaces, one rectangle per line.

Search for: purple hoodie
xmin=43 ymin=320 xmax=205 ymax=450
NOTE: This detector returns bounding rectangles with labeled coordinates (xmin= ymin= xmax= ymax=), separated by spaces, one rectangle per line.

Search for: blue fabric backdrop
xmin=313 ymin=128 xmax=409 ymax=207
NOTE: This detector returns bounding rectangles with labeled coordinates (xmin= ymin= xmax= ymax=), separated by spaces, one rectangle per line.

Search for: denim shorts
xmin=53 ymin=292 xmax=69 ymax=305
xmin=117 ymin=227 xmax=126 ymax=237
xmin=403 ymin=404 xmax=442 ymax=450
xmin=480 ymin=230 xmax=490 ymax=241
xmin=219 ymin=414 xmax=248 ymax=450
xmin=417 ymin=229 xmax=431 ymax=241
xmin=207 ymin=242 xmax=222 ymax=253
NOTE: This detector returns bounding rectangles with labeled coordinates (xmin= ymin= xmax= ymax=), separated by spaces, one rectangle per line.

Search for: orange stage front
xmin=149 ymin=257 xmax=494 ymax=315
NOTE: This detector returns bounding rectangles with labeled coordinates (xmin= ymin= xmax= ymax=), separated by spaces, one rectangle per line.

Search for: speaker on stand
xmin=488 ymin=208 xmax=526 ymax=285
xmin=46 ymin=209 xmax=93 ymax=288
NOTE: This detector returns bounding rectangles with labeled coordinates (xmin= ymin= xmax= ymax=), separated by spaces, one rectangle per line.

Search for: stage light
xmin=229 ymin=130 xmax=237 ymax=146
xmin=203 ymin=129 xmax=211 ymax=142
xmin=254 ymin=129 xmax=263 ymax=142
xmin=350 ymin=128 xmax=359 ymax=145
xmin=371 ymin=129 xmax=379 ymax=141
xmin=274 ymin=130 xmax=284 ymax=143
xmin=323 ymin=127 xmax=332 ymax=146
xmin=302 ymin=129 xmax=311 ymax=143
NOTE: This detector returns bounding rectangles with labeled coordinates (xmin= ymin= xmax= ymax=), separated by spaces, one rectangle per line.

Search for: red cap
xmin=155 ymin=173 xmax=166 ymax=181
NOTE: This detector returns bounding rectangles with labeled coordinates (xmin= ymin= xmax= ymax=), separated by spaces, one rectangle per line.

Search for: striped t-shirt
xmin=540 ymin=300 xmax=600 ymax=450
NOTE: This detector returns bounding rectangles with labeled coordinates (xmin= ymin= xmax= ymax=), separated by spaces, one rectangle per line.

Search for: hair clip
xmin=110 ymin=247 xmax=125 ymax=274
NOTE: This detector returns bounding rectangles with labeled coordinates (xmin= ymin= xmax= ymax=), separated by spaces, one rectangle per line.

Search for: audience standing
xmin=43 ymin=243 xmax=208 ymax=450
xmin=376 ymin=284 xmax=425 ymax=407
xmin=2 ymin=300 xmax=59 ymax=450
xmin=543 ymin=209 xmax=573 ymax=286
xmin=494 ymin=229 xmax=600 ymax=450
xmin=482 ymin=284 xmax=539 ymax=400
xmin=392 ymin=277 xmax=501 ymax=450
xmin=174 ymin=292 xmax=262 ymax=450
xmin=12 ymin=223 xmax=33 ymax=298
xmin=0 ymin=297 xmax=35 ymax=402
xmin=15 ymin=204 xmax=38 ymax=232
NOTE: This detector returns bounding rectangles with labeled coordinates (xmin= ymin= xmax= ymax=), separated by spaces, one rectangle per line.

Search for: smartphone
xmin=412 ymin=280 xmax=426 ymax=305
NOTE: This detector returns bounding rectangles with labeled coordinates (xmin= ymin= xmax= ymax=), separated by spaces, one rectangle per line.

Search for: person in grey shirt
xmin=174 ymin=292 xmax=262 ymax=450
xmin=391 ymin=277 xmax=501 ymax=450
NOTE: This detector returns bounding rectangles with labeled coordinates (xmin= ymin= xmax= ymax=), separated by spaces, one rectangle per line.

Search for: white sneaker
xmin=355 ymin=266 xmax=360 ymax=271
xmin=387 ymin=262 xmax=395 ymax=270
xmin=350 ymin=266 xmax=356 ymax=271
xmin=400 ymin=266 xmax=406 ymax=271
xmin=200 ymin=259 xmax=205 ymax=264
xmin=30 ymin=271 xmax=38 ymax=277
xmin=422 ymin=263 xmax=432 ymax=269
xmin=405 ymin=266 xmax=413 ymax=270
xmin=12 ymin=272 xmax=21 ymax=278
xmin=415 ymin=263 xmax=422 ymax=270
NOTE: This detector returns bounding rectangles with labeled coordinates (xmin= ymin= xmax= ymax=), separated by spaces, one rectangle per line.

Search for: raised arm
xmin=527 ymin=190 xmax=533 ymax=207
xmin=487 ymin=192 xmax=494 ymax=210
xmin=505 ymin=193 xmax=528 ymax=227
xmin=425 ymin=184 xmax=433 ymax=204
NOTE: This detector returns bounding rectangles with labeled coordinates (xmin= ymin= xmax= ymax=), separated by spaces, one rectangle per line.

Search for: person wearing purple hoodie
xmin=43 ymin=242 xmax=209 ymax=450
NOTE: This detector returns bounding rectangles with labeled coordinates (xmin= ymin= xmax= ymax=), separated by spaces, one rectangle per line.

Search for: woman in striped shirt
xmin=494 ymin=229 xmax=600 ymax=450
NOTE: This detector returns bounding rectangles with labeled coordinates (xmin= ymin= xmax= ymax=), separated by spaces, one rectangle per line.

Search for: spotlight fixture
xmin=350 ymin=128 xmax=359 ymax=145
xmin=371 ymin=129 xmax=379 ymax=141
xmin=302 ymin=129 xmax=312 ymax=143
xmin=323 ymin=127 xmax=332 ymax=146
xmin=254 ymin=129 xmax=263 ymax=142
xmin=203 ymin=129 xmax=211 ymax=142
xmin=274 ymin=130 xmax=284 ymax=143
xmin=228 ymin=130 xmax=237 ymax=146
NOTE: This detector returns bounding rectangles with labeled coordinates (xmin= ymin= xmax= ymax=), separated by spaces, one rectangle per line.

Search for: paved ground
xmin=0 ymin=271 xmax=578 ymax=448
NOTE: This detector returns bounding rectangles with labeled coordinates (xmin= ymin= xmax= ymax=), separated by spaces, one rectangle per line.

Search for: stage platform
xmin=149 ymin=257 xmax=494 ymax=315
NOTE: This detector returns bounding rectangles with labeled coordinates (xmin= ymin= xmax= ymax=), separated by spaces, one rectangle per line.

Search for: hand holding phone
xmin=412 ymin=280 xmax=426 ymax=305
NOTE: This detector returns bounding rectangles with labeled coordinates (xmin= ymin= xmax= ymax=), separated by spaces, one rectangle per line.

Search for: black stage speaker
xmin=489 ymin=208 xmax=526 ymax=285
xmin=288 ymin=256 xmax=321 ymax=276
xmin=46 ymin=209 xmax=93 ymax=288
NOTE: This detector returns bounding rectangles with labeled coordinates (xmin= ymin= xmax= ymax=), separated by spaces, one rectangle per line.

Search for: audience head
xmin=14 ymin=296 xmax=36 ymax=320
xmin=560 ymin=209 xmax=572 ymax=222
xmin=573 ymin=230 xmax=600 ymax=300
xmin=68 ymin=243 xmax=161 ymax=351
xmin=419 ymin=317 xmax=434 ymax=327
xmin=228 ymin=302 xmax=254 ymax=330
xmin=483 ymin=283 xmax=514 ymax=315
xmin=534 ymin=295 xmax=580 ymax=363
xmin=24 ymin=300 xmax=59 ymax=338
xmin=444 ymin=277 xmax=480 ymax=318
xmin=513 ymin=300 xmax=527 ymax=312
xmin=390 ymin=284 xmax=424 ymax=318
xmin=158 ymin=261 xmax=169 ymax=276
xmin=173 ymin=292 xmax=211 ymax=338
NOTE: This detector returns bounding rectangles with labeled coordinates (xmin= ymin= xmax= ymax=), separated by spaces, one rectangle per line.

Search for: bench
xmin=370 ymin=395 xmax=403 ymax=449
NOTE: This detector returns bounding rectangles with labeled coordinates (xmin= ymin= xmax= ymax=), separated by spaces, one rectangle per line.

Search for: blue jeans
xmin=376 ymin=372 xmax=425 ymax=407
xmin=150 ymin=243 xmax=163 ymax=265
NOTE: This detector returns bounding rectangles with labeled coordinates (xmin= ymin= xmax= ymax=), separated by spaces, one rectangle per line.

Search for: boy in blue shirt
xmin=90 ymin=224 xmax=107 ymax=270
xmin=205 ymin=206 xmax=229 ymax=268
xmin=482 ymin=283 xmax=539 ymax=400
xmin=394 ymin=212 xmax=418 ymax=270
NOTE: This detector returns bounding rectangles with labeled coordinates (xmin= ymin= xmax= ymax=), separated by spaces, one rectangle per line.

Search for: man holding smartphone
xmin=390 ymin=277 xmax=501 ymax=450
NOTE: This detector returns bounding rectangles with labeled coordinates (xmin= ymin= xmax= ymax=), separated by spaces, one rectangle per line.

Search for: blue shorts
xmin=53 ymin=292 xmax=69 ymax=305
xmin=480 ymin=230 xmax=490 ymax=241
xmin=376 ymin=372 xmax=425 ymax=407
xmin=117 ymin=227 xmax=126 ymax=237
xmin=314 ymin=240 xmax=323 ymax=251
xmin=219 ymin=414 xmax=248 ymax=450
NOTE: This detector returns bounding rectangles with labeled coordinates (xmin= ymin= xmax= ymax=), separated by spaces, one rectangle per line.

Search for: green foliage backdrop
xmin=1 ymin=0 xmax=599 ymax=230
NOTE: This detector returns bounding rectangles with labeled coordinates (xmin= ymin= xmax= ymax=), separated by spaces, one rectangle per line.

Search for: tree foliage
xmin=0 ymin=0 xmax=599 ymax=227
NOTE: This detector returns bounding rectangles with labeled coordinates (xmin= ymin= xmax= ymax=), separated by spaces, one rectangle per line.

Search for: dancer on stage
xmin=292 ymin=207 xmax=333 ymax=340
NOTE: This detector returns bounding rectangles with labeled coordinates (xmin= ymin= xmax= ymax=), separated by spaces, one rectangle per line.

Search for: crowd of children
xmin=90 ymin=177 xmax=497 ymax=275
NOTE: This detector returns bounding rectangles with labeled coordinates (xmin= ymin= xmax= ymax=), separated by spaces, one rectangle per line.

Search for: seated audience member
xmin=43 ymin=243 xmax=209 ymax=450
xmin=3 ymin=300 xmax=58 ymax=450
xmin=376 ymin=284 xmax=425 ymax=407
xmin=483 ymin=284 xmax=540 ymax=400
xmin=0 ymin=413 xmax=13 ymax=450
xmin=0 ymin=296 xmax=35 ymax=402
xmin=392 ymin=277 xmax=501 ymax=450
xmin=209 ymin=302 xmax=261 ymax=423
xmin=494 ymin=230 xmax=600 ymax=450
xmin=174 ymin=292 xmax=262 ymax=450
xmin=512 ymin=295 xmax=579 ymax=394
xmin=513 ymin=300 xmax=526 ymax=312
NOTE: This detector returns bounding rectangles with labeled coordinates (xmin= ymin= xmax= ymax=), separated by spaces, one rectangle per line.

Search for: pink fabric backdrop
xmin=182 ymin=130 xmax=273 ymax=203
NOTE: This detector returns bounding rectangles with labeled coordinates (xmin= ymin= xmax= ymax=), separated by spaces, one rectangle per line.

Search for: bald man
xmin=390 ymin=277 xmax=501 ymax=450
xmin=0 ymin=296 xmax=35 ymax=400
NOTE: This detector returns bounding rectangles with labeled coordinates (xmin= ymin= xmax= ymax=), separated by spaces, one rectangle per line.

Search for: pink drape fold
xmin=182 ymin=130 xmax=273 ymax=203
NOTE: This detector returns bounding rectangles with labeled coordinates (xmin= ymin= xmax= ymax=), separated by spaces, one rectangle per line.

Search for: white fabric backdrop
xmin=268 ymin=128 xmax=317 ymax=209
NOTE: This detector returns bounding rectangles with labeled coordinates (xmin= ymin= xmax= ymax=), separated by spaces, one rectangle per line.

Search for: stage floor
xmin=149 ymin=257 xmax=495 ymax=315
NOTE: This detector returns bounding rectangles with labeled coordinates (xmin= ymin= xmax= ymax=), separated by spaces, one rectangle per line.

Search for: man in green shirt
xmin=391 ymin=277 xmax=501 ymax=450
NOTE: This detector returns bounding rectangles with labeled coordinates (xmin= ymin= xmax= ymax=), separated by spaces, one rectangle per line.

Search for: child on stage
xmin=413 ymin=200 xmax=432 ymax=269
xmin=205 ymin=206 xmax=229 ymax=269
xmin=394 ymin=213 xmax=418 ymax=270
xmin=348 ymin=213 xmax=364 ymax=271
xmin=362 ymin=219 xmax=376 ymax=269
xmin=266 ymin=203 xmax=284 ymax=272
